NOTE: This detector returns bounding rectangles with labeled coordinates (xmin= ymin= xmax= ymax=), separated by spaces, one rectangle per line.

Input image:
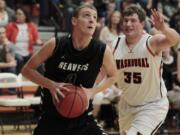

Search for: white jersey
xmin=113 ymin=33 xmax=167 ymax=106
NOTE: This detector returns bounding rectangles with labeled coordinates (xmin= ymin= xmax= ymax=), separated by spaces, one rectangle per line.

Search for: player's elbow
xmin=169 ymin=31 xmax=180 ymax=47
xmin=21 ymin=64 xmax=30 ymax=78
xmin=108 ymin=71 xmax=118 ymax=85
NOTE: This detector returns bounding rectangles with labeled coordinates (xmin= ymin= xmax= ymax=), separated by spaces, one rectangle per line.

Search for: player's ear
xmin=72 ymin=17 xmax=77 ymax=26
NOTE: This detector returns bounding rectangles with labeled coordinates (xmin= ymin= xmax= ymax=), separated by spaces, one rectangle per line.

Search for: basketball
xmin=54 ymin=84 xmax=88 ymax=118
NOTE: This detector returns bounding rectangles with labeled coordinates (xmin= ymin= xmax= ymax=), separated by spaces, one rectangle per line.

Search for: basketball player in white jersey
xmin=113 ymin=4 xmax=180 ymax=135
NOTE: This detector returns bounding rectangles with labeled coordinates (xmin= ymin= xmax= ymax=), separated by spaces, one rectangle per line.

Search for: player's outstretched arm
xmin=21 ymin=38 xmax=56 ymax=88
xmin=21 ymin=38 xmax=70 ymax=102
xmin=150 ymin=9 xmax=180 ymax=53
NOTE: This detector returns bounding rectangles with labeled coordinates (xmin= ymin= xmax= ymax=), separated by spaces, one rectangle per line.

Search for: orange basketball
xmin=54 ymin=84 xmax=88 ymax=118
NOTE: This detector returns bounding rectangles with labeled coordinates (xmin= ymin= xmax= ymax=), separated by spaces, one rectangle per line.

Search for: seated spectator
xmin=158 ymin=0 xmax=180 ymax=19
xmin=0 ymin=26 xmax=16 ymax=73
xmin=134 ymin=0 xmax=153 ymax=16
xmin=104 ymin=0 xmax=116 ymax=22
xmin=167 ymin=85 xmax=180 ymax=108
xmin=162 ymin=48 xmax=177 ymax=91
xmin=0 ymin=26 xmax=16 ymax=94
xmin=93 ymin=15 xmax=106 ymax=39
xmin=167 ymin=44 xmax=180 ymax=108
xmin=99 ymin=10 xmax=122 ymax=49
xmin=6 ymin=7 xmax=42 ymax=74
xmin=0 ymin=0 xmax=15 ymax=27
xmin=169 ymin=8 xmax=180 ymax=33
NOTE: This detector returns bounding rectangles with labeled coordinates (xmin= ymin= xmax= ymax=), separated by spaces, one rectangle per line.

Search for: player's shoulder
xmin=56 ymin=34 xmax=70 ymax=43
xmin=91 ymin=38 xmax=106 ymax=50
xmin=92 ymin=38 xmax=106 ymax=45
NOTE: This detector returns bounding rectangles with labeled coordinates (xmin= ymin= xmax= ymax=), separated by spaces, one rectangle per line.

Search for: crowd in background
xmin=0 ymin=0 xmax=180 ymax=131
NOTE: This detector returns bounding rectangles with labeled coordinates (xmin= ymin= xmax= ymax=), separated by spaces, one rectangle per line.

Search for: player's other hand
xmin=49 ymin=82 xmax=71 ymax=103
xmin=150 ymin=9 xmax=166 ymax=31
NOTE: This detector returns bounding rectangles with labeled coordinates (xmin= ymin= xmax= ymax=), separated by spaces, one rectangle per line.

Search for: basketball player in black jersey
xmin=21 ymin=4 xmax=117 ymax=135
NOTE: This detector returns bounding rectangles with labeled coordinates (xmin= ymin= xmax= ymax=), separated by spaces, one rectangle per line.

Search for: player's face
xmin=122 ymin=13 xmax=144 ymax=38
xmin=73 ymin=7 xmax=97 ymax=36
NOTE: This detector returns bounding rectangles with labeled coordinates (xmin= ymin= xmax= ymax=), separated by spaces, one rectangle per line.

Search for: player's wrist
xmin=158 ymin=25 xmax=169 ymax=34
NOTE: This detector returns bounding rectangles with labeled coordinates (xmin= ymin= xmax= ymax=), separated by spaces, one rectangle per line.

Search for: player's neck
xmin=126 ymin=33 xmax=143 ymax=48
xmin=72 ymin=33 xmax=92 ymax=50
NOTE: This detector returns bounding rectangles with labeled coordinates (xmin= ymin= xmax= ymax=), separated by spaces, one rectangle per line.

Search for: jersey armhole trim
xmin=113 ymin=37 xmax=121 ymax=54
xmin=151 ymin=121 xmax=163 ymax=135
xmin=146 ymin=36 xmax=155 ymax=56
xmin=50 ymin=36 xmax=64 ymax=58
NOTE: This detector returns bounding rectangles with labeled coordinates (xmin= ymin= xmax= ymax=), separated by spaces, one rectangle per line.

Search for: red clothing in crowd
xmin=6 ymin=22 xmax=40 ymax=54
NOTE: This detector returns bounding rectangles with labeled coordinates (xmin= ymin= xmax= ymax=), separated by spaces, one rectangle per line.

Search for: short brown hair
xmin=123 ymin=4 xmax=146 ymax=22
xmin=73 ymin=4 xmax=97 ymax=17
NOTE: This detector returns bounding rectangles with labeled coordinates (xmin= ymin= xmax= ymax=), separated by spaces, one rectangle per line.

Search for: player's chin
xmin=84 ymin=31 xmax=94 ymax=36
xmin=86 ymin=29 xmax=95 ymax=34
xmin=124 ymin=32 xmax=134 ymax=37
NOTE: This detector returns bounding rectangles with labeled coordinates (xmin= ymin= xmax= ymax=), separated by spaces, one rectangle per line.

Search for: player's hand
xmin=150 ymin=9 xmax=166 ymax=31
xmin=49 ymin=82 xmax=70 ymax=103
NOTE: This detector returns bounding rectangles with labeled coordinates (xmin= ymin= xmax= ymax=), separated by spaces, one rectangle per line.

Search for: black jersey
xmin=45 ymin=35 xmax=106 ymax=87
xmin=41 ymin=35 xmax=106 ymax=116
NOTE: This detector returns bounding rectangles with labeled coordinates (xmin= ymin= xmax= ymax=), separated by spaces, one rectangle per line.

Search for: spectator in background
xmin=170 ymin=9 xmax=180 ymax=34
xmin=120 ymin=0 xmax=134 ymax=13
xmin=0 ymin=26 xmax=17 ymax=95
xmin=105 ymin=0 xmax=116 ymax=23
xmin=0 ymin=27 xmax=16 ymax=95
xmin=93 ymin=14 xmax=106 ymax=39
xmin=157 ymin=0 xmax=180 ymax=21
xmin=135 ymin=0 xmax=153 ymax=16
xmin=99 ymin=10 xmax=122 ymax=48
xmin=162 ymin=48 xmax=177 ymax=91
xmin=5 ymin=0 xmax=15 ymax=10
xmin=0 ymin=26 xmax=16 ymax=73
xmin=166 ymin=43 xmax=180 ymax=109
xmin=6 ymin=8 xmax=42 ymax=74
xmin=60 ymin=0 xmax=80 ymax=32
xmin=0 ymin=0 xmax=15 ymax=27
